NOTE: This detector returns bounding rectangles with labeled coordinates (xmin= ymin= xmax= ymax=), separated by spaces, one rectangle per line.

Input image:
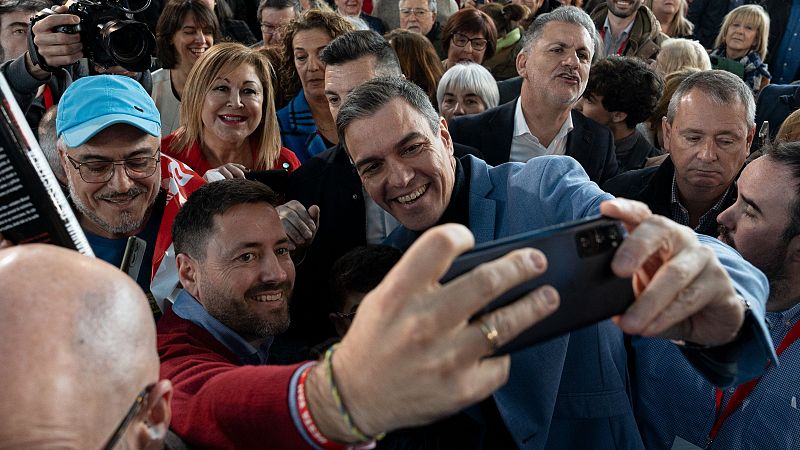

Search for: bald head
xmin=0 ymin=245 xmax=167 ymax=449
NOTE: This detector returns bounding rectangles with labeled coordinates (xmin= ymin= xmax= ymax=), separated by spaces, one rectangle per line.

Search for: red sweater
xmin=161 ymin=133 xmax=301 ymax=177
xmin=157 ymin=307 xmax=311 ymax=449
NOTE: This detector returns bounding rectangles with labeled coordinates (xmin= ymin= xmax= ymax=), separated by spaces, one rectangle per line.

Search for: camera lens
xmin=100 ymin=20 xmax=155 ymax=72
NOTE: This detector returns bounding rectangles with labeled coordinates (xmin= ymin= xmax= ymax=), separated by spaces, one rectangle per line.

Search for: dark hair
xmin=763 ymin=142 xmax=800 ymax=242
xmin=173 ymin=179 xmax=280 ymax=260
xmin=441 ymin=8 xmax=497 ymax=61
xmin=0 ymin=0 xmax=49 ymax=16
xmin=337 ymin=77 xmax=440 ymax=152
xmin=384 ymin=29 xmax=443 ymax=106
xmin=320 ymin=30 xmax=402 ymax=76
xmin=279 ymin=8 xmax=355 ymax=100
xmin=155 ymin=0 xmax=221 ymax=70
xmin=258 ymin=0 xmax=300 ymax=19
xmin=479 ymin=3 xmax=528 ymax=35
xmin=330 ymin=245 xmax=402 ymax=312
xmin=583 ymin=56 xmax=664 ymax=129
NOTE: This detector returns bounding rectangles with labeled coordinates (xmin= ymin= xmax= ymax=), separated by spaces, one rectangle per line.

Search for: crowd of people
xmin=0 ymin=0 xmax=799 ymax=448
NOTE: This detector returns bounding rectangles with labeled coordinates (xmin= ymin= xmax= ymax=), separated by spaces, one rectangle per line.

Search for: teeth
xmin=221 ymin=115 xmax=245 ymax=121
xmin=190 ymin=48 xmax=206 ymax=55
xmin=396 ymin=185 xmax=427 ymax=204
xmin=253 ymin=293 xmax=282 ymax=302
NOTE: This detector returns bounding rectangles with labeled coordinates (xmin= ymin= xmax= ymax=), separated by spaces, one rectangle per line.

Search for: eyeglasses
xmin=66 ymin=151 xmax=160 ymax=183
xmin=101 ymin=383 xmax=155 ymax=450
xmin=451 ymin=32 xmax=488 ymax=51
xmin=399 ymin=8 xmax=431 ymax=17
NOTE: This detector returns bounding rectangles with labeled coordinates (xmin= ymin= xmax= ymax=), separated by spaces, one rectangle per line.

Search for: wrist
xmin=305 ymin=361 xmax=361 ymax=444
xmin=24 ymin=52 xmax=50 ymax=81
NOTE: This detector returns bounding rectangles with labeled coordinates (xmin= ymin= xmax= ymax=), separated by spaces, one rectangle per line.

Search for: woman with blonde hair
xmin=653 ymin=38 xmax=711 ymax=75
xmin=638 ymin=68 xmax=700 ymax=154
xmin=711 ymin=4 xmax=771 ymax=96
xmin=162 ymin=42 xmax=300 ymax=178
xmin=645 ymin=0 xmax=693 ymax=38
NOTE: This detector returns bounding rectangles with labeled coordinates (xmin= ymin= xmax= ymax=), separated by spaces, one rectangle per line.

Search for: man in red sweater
xmin=159 ymin=178 xmax=561 ymax=449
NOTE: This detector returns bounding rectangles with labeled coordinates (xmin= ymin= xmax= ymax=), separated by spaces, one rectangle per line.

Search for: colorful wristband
xmin=297 ymin=363 xmax=349 ymax=450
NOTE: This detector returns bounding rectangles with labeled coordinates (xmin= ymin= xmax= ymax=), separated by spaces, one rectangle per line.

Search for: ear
xmin=610 ymin=111 xmax=628 ymax=125
xmin=176 ymin=253 xmax=199 ymax=298
xmin=745 ymin=125 xmax=756 ymax=150
xmin=516 ymin=49 xmax=528 ymax=78
xmin=134 ymin=380 xmax=173 ymax=450
xmin=58 ymin=146 xmax=70 ymax=176
xmin=661 ymin=116 xmax=672 ymax=151
xmin=438 ymin=117 xmax=455 ymax=157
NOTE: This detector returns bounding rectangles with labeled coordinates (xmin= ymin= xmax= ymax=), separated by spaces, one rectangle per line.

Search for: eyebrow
xmin=77 ymin=148 xmax=155 ymax=161
xmin=740 ymin=193 xmax=763 ymax=216
xmin=353 ymin=131 xmax=427 ymax=172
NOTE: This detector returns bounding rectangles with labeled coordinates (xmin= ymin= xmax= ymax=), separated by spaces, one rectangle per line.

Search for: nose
xmin=193 ymin=29 xmax=205 ymax=43
xmin=716 ymin=203 xmax=735 ymax=231
xmin=386 ymin=159 xmax=414 ymax=188
xmin=308 ymin=54 xmax=323 ymax=72
xmin=106 ymin=162 xmax=135 ymax=191
xmin=453 ymin=101 xmax=465 ymax=117
xmin=562 ymin=51 xmax=579 ymax=67
xmin=260 ymin=251 xmax=289 ymax=284
xmin=227 ymin=90 xmax=243 ymax=108
xmin=696 ymin=139 xmax=718 ymax=162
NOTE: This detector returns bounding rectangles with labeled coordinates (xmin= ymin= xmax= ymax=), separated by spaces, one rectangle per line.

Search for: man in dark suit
xmin=448 ymin=6 xmax=619 ymax=185
xmin=604 ymin=70 xmax=755 ymax=237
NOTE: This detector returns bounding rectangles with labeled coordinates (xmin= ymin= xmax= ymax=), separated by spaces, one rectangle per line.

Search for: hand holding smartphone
xmin=441 ymin=216 xmax=635 ymax=354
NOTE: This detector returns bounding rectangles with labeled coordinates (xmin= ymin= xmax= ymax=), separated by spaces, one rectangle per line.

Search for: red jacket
xmin=157 ymin=307 xmax=311 ymax=449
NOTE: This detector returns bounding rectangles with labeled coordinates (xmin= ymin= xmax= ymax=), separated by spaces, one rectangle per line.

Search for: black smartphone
xmin=441 ymin=216 xmax=635 ymax=355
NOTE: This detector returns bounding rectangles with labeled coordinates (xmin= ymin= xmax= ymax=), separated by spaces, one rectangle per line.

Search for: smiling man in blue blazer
xmin=447 ymin=6 xmax=618 ymax=185
xmin=335 ymin=70 xmax=775 ymax=448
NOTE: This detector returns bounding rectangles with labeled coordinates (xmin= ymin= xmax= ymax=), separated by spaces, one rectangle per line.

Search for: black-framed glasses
xmin=101 ymin=383 xmax=155 ymax=450
xmin=451 ymin=32 xmax=488 ymax=51
xmin=66 ymin=151 xmax=160 ymax=183
xmin=399 ymin=7 xmax=431 ymax=17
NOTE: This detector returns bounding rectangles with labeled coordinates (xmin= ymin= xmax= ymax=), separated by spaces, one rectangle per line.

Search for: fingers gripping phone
xmin=441 ymin=216 xmax=635 ymax=355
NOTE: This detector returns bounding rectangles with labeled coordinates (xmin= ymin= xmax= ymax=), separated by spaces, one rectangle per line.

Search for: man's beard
xmin=202 ymin=280 xmax=293 ymax=339
xmin=69 ymin=184 xmax=152 ymax=236
xmin=720 ymin=224 xmax=790 ymax=307
xmin=608 ymin=0 xmax=640 ymax=18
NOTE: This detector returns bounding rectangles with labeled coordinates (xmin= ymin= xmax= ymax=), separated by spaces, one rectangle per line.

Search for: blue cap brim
xmin=60 ymin=114 xmax=161 ymax=148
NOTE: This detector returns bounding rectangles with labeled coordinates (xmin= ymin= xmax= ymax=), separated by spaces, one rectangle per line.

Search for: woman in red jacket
xmin=162 ymin=42 xmax=300 ymax=179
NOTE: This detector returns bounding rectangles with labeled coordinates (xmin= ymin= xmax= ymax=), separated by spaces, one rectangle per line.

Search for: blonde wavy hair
xmin=714 ymin=4 xmax=770 ymax=60
xmin=172 ymin=42 xmax=281 ymax=170
xmin=644 ymin=0 xmax=693 ymax=38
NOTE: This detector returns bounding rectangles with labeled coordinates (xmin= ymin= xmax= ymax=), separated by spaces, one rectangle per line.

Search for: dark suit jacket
xmin=762 ymin=0 xmax=800 ymax=82
xmin=602 ymin=158 xmax=735 ymax=237
xmin=447 ymin=100 xmax=619 ymax=184
xmin=360 ymin=12 xmax=387 ymax=34
xmin=752 ymin=84 xmax=800 ymax=150
xmin=497 ymin=76 xmax=523 ymax=105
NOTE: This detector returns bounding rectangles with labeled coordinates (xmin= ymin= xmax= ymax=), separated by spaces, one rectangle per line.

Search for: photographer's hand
xmin=25 ymin=5 xmax=82 ymax=79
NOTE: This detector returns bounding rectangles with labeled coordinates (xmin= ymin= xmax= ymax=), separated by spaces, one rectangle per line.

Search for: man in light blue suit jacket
xmin=330 ymin=76 xmax=776 ymax=449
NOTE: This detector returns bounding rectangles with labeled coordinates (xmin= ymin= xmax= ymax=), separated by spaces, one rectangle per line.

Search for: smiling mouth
xmin=220 ymin=115 xmax=247 ymax=124
xmin=189 ymin=47 xmax=207 ymax=56
xmin=394 ymin=184 xmax=428 ymax=205
xmin=252 ymin=292 xmax=284 ymax=303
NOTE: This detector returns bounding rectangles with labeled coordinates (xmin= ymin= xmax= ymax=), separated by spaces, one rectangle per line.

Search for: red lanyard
xmin=42 ymin=85 xmax=54 ymax=110
xmin=706 ymin=318 xmax=800 ymax=447
xmin=598 ymin=28 xmax=628 ymax=56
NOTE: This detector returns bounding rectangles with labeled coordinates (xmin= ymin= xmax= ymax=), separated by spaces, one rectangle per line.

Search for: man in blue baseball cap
xmin=56 ymin=75 xmax=205 ymax=314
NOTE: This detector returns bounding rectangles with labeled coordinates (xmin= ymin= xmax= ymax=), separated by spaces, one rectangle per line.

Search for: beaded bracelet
xmin=324 ymin=344 xmax=386 ymax=442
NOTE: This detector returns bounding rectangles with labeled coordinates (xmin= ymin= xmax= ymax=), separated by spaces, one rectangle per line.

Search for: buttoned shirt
xmin=172 ymin=289 xmax=273 ymax=365
xmin=365 ymin=188 xmax=400 ymax=244
xmin=633 ymin=301 xmax=800 ymax=450
xmin=509 ymin=99 xmax=573 ymax=163
xmin=602 ymin=15 xmax=635 ymax=56
xmin=670 ymin=175 xmax=734 ymax=236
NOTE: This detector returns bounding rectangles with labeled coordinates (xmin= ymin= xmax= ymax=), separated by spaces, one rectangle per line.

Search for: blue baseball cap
xmin=56 ymin=75 xmax=161 ymax=148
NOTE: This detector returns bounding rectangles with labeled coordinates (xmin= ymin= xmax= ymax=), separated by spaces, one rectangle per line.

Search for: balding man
xmin=0 ymin=244 xmax=173 ymax=449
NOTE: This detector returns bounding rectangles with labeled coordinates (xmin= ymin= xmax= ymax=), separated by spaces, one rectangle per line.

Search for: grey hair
xmin=337 ymin=77 xmax=440 ymax=152
xmin=666 ymin=70 xmax=756 ymax=128
xmin=436 ymin=63 xmax=499 ymax=111
xmin=522 ymin=6 xmax=597 ymax=61
xmin=257 ymin=0 xmax=300 ymax=19
xmin=399 ymin=0 xmax=437 ymax=14
xmin=37 ymin=106 xmax=65 ymax=182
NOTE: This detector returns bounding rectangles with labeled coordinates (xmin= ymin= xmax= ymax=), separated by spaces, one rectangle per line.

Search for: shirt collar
xmin=602 ymin=14 xmax=635 ymax=40
xmin=513 ymin=99 xmax=575 ymax=142
xmin=172 ymin=289 xmax=273 ymax=365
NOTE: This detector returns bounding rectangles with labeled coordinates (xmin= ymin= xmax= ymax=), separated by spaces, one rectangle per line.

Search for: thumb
xmin=309 ymin=205 xmax=320 ymax=226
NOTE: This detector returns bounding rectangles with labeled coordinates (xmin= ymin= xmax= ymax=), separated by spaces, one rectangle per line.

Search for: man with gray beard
xmin=56 ymin=74 xmax=205 ymax=312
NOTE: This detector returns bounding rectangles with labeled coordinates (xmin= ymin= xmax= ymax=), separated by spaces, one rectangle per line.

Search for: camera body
xmin=30 ymin=0 xmax=155 ymax=72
